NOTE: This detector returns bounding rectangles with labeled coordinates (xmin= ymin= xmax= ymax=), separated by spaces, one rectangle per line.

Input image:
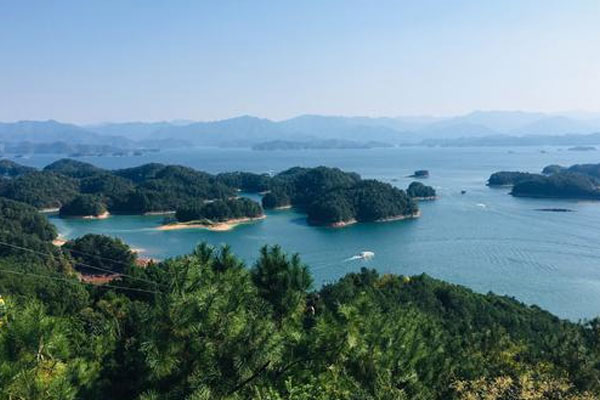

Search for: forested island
xmin=256 ymin=167 xmax=420 ymax=226
xmin=165 ymin=198 xmax=266 ymax=231
xmin=407 ymin=181 xmax=437 ymax=200
xmin=0 ymin=200 xmax=600 ymax=399
xmin=0 ymin=159 xmax=429 ymax=228
xmin=488 ymin=162 xmax=600 ymax=199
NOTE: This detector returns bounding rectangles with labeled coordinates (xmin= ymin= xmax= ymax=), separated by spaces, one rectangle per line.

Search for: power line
xmin=63 ymin=244 xmax=148 ymax=268
xmin=0 ymin=267 xmax=163 ymax=295
xmin=0 ymin=240 xmax=163 ymax=289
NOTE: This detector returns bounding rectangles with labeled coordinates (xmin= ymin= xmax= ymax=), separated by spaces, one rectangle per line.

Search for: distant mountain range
xmin=2 ymin=111 xmax=600 ymax=151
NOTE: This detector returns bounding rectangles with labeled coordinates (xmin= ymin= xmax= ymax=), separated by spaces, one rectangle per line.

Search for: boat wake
xmin=344 ymin=251 xmax=375 ymax=262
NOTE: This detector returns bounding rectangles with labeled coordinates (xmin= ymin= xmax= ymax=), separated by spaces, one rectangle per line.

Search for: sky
xmin=0 ymin=0 xmax=599 ymax=123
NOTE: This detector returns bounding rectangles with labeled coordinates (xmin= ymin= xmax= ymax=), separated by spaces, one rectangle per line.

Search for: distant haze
xmin=3 ymin=111 xmax=600 ymax=150
xmin=1 ymin=1 xmax=599 ymax=123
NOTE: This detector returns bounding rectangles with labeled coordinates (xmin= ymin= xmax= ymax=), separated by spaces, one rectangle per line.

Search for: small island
xmin=568 ymin=146 xmax=596 ymax=151
xmin=160 ymin=198 xmax=265 ymax=231
xmin=409 ymin=170 xmax=429 ymax=178
xmin=535 ymin=208 xmax=574 ymax=212
xmin=406 ymin=181 xmax=437 ymax=200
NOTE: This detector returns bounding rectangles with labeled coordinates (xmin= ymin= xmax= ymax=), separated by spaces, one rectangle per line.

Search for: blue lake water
xmin=15 ymin=146 xmax=600 ymax=320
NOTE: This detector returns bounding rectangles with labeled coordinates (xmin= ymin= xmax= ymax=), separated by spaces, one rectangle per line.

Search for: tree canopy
xmin=175 ymin=198 xmax=264 ymax=223
xmin=407 ymin=181 xmax=436 ymax=199
xmin=62 ymin=233 xmax=136 ymax=274
xmin=59 ymin=194 xmax=107 ymax=217
xmin=260 ymin=167 xmax=418 ymax=225
xmin=1 ymin=239 xmax=599 ymax=399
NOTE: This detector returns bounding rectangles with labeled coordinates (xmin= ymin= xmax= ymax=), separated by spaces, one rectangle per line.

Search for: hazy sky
xmin=1 ymin=1 xmax=599 ymax=123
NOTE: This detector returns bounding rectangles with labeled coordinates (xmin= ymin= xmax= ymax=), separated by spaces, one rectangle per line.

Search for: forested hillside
xmin=0 ymin=200 xmax=598 ymax=399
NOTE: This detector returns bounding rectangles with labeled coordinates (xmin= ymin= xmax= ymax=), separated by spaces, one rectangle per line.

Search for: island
xmin=258 ymin=166 xmax=419 ymax=227
xmin=160 ymin=198 xmax=265 ymax=231
xmin=406 ymin=181 xmax=437 ymax=200
xmin=511 ymin=172 xmax=600 ymax=199
xmin=568 ymin=146 xmax=596 ymax=151
xmin=489 ymin=162 xmax=600 ymax=200
xmin=409 ymin=169 xmax=429 ymax=178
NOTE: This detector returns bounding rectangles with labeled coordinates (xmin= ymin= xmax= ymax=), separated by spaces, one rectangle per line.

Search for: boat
xmin=358 ymin=251 xmax=375 ymax=260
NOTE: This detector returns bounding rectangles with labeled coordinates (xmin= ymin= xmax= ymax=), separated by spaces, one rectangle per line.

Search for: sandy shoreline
xmin=81 ymin=211 xmax=111 ymax=220
xmin=413 ymin=196 xmax=437 ymax=201
xmin=52 ymin=237 xmax=67 ymax=247
xmin=273 ymin=204 xmax=293 ymax=210
xmin=157 ymin=215 xmax=266 ymax=232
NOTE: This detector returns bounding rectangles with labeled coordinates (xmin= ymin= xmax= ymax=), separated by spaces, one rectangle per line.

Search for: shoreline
xmin=273 ymin=204 xmax=292 ymax=210
xmin=327 ymin=210 xmax=421 ymax=228
xmin=157 ymin=215 xmax=266 ymax=232
xmin=81 ymin=211 xmax=111 ymax=220
xmin=511 ymin=193 xmax=600 ymax=200
xmin=52 ymin=236 xmax=67 ymax=247
xmin=143 ymin=210 xmax=176 ymax=216
xmin=412 ymin=196 xmax=437 ymax=201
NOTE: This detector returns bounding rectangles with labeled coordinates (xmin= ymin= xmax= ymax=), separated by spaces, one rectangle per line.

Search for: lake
xmin=15 ymin=146 xmax=600 ymax=320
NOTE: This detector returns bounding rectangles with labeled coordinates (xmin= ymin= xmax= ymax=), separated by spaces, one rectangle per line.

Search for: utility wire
xmin=0 ymin=240 xmax=163 ymax=288
xmin=0 ymin=267 xmax=163 ymax=295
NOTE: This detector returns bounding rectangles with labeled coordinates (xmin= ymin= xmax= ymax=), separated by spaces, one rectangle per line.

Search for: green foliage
xmin=511 ymin=172 xmax=600 ymax=199
xmin=216 ymin=172 xmax=271 ymax=192
xmin=0 ymin=220 xmax=599 ymax=400
xmin=0 ymin=198 xmax=64 ymax=266
xmin=261 ymin=190 xmax=291 ymax=209
xmin=63 ymin=234 xmax=135 ymax=274
xmin=407 ymin=181 xmax=436 ymax=198
xmin=0 ymin=171 xmax=79 ymax=208
xmin=566 ymin=163 xmax=600 ymax=179
xmin=542 ymin=164 xmax=566 ymax=175
xmin=0 ymin=160 xmax=239 ymax=214
xmin=44 ymin=158 xmax=105 ymax=178
xmin=251 ymin=245 xmax=313 ymax=320
xmin=493 ymin=163 xmax=600 ymax=199
xmin=0 ymin=159 xmax=36 ymax=178
xmin=262 ymin=167 xmax=418 ymax=225
xmin=175 ymin=198 xmax=264 ymax=223
xmin=59 ymin=194 xmax=107 ymax=217
xmin=112 ymin=164 xmax=237 ymax=213
xmin=487 ymin=171 xmax=539 ymax=186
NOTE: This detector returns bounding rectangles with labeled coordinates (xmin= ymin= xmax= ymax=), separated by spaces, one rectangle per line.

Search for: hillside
xmin=0 ymin=204 xmax=598 ymax=399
